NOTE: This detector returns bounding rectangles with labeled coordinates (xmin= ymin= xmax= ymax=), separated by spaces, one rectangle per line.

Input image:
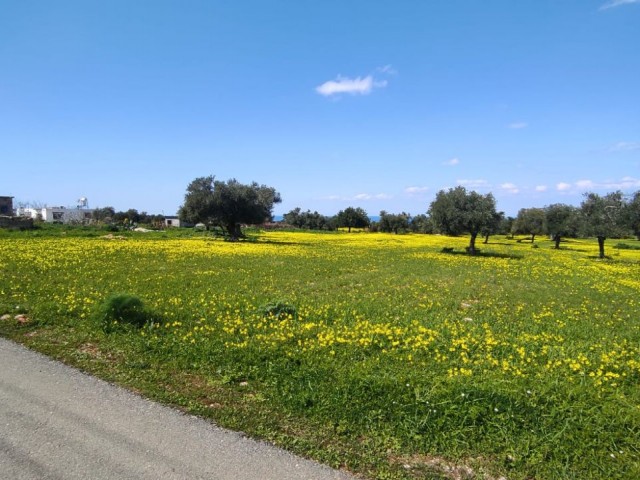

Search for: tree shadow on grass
xmin=439 ymin=248 xmax=523 ymax=260
xmin=247 ymin=237 xmax=312 ymax=247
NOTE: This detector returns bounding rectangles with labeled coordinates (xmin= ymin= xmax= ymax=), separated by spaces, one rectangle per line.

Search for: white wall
xmin=16 ymin=207 xmax=94 ymax=224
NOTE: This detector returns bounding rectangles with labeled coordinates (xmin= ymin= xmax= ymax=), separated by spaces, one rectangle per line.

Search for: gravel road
xmin=0 ymin=338 xmax=355 ymax=479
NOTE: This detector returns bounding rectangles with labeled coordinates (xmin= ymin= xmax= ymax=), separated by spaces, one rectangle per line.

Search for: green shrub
xmin=261 ymin=301 xmax=297 ymax=320
xmin=614 ymin=242 xmax=640 ymax=250
xmin=93 ymin=294 xmax=148 ymax=332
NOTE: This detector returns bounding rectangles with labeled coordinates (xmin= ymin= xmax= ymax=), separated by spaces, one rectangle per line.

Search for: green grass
xmin=1 ymin=228 xmax=639 ymax=479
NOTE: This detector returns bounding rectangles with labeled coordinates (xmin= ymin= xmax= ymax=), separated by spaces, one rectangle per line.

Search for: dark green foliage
xmin=428 ymin=186 xmax=498 ymax=254
xmin=334 ymin=207 xmax=369 ymax=232
xmin=626 ymin=190 xmax=640 ymax=240
xmin=544 ymin=203 xmax=580 ymax=248
xmin=283 ymin=208 xmax=334 ymax=230
xmin=179 ymin=176 xmax=281 ymax=240
xmin=409 ymin=214 xmax=434 ymax=234
xmin=514 ymin=207 xmax=546 ymax=243
xmin=93 ymin=294 xmax=148 ymax=332
xmin=480 ymin=210 xmax=505 ymax=244
xmin=378 ymin=211 xmax=410 ymax=234
xmin=261 ymin=301 xmax=298 ymax=320
xmin=615 ymin=242 xmax=640 ymax=250
xmin=580 ymin=191 xmax=626 ymax=259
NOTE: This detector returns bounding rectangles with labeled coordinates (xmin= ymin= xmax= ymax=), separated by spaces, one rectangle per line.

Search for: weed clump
xmin=93 ymin=293 xmax=148 ymax=333
xmin=261 ymin=301 xmax=297 ymax=320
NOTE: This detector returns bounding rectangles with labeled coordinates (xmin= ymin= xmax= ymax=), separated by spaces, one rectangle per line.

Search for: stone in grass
xmin=1 ymin=314 xmax=11 ymax=321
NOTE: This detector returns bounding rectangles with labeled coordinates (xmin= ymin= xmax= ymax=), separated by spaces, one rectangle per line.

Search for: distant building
xmin=17 ymin=206 xmax=95 ymax=224
xmin=0 ymin=196 xmax=13 ymax=216
xmin=164 ymin=216 xmax=182 ymax=228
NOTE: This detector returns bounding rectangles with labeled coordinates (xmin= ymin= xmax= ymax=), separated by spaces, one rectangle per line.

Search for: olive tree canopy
xmin=580 ymin=191 xmax=625 ymax=258
xmin=179 ymin=176 xmax=281 ymax=240
xmin=335 ymin=207 xmax=370 ymax=232
xmin=428 ymin=186 xmax=498 ymax=254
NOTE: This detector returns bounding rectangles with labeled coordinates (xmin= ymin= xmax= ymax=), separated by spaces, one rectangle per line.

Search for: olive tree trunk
xmin=597 ymin=236 xmax=606 ymax=259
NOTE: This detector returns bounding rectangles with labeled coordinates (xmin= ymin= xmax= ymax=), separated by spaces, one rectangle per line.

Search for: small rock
xmin=1 ymin=314 xmax=11 ymax=321
xmin=239 ymin=381 xmax=249 ymax=387
xmin=15 ymin=314 xmax=29 ymax=324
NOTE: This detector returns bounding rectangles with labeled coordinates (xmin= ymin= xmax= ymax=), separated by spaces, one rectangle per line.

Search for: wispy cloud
xmin=608 ymin=141 xmax=640 ymax=152
xmin=376 ymin=64 xmax=397 ymax=75
xmin=405 ymin=186 xmax=429 ymax=195
xmin=586 ymin=177 xmax=640 ymax=190
xmin=354 ymin=192 xmax=392 ymax=200
xmin=316 ymin=66 xmax=395 ymax=97
xmin=457 ymin=179 xmax=490 ymax=189
xmin=500 ymin=182 xmax=520 ymax=194
xmin=600 ymin=0 xmax=640 ymax=10
xmin=508 ymin=122 xmax=528 ymax=130
xmin=575 ymin=179 xmax=595 ymax=189
xmin=324 ymin=192 xmax=393 ymax=201
xmin=442 ymin=157 xmax=460 ymax=166
xmin=535 ymin=185 xmax=548 ymax=192
xmin=316 ymin=75 xmax=384 ymax=96
xmin=556 ymin=177 xmax=640 ymax=193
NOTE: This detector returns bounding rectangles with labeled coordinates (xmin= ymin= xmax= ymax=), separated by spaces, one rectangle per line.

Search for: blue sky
xmin=1 ymin=0 xmax=639 ymax=217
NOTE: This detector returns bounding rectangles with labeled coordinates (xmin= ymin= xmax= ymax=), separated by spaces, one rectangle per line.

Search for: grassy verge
xmin=1 ymin=228 xmax=639 ymax=479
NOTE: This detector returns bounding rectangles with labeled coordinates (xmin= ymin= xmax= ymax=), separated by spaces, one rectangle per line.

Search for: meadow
xmin=1 ymin=227 xmax=639 ymax=479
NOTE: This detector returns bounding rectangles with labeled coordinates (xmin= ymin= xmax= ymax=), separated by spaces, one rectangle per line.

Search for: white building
xmin=164 ymin=216 xmax=182 ymax=228
xmin=17 ymin=206 xmax=95 ymax=224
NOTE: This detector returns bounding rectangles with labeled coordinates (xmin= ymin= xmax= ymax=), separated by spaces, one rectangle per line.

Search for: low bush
xmin=93 ymin=293 xmax=148 ymax=333
xmin=261 ymin=301 xmax=298 ymax=320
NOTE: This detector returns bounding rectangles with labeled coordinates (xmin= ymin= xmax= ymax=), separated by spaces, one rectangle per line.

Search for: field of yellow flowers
xmin=1 ymin=228 xmax=639 ymax=479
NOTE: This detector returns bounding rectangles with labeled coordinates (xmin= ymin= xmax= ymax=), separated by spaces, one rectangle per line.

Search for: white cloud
xmin=508 ymin=122 xmax=528 ymax=129
xmin=354 ymin=193 xmax=392 ymax=201
xmin=608 ymin=141 xmax=640 ymax=152
xmin=316 ymin=75 xmax=387 ymax=97
xmin=500 ymin=182 xmax=520 ymax=194
xmin=443 ymin=157 xmax=460 ymax=166
xmin=554 ymin=177 xmax=640 ymax=193
xmin=375 ymin=193 xmax=393 ymax=200
xmin=316 ymin=66 xmax=394 ymax=97
xmin=322 ymin=192 xmax=392 ymax=202
xmin=354 ymin=193 xmax=372 ymax=200
xmin=599 ymin=177 xmax=640 ymax=189
xmin=600 ymin=0 xmax=640 ymax=10
xmin=535 ymin=185 xmax=548 ymax=192
xmin=457 ymin=179 xmax=490 ymax=189
xmin=575 ymin=179 xmax=595 ymax=189
xmin=405 ymin=186 xmax=429 ymax=195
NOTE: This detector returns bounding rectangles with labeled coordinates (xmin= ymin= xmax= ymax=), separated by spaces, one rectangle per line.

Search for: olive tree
xmin=626 ymin=190 xmax=640 ymax=240
xmin=335 ymin=207 xmax=369 ymax=232
xmin=514 ymin=207 xmax=546 ymax=243
xmin=544 ymin=203 xmax=580 ymax=249
xmin=428 ymin=186 xmax=498 ymax=254
xmin=580 ymin=191 xmax=626 ymax=259
xmin=378 ymin=211 xmax=411 ymax=234
xmin=179 ymin=176 xmax=281 ymax=240
xmin=283 ymin=208 xmax=334 ymax=230
xmin=481 ymin=210 xmax=505 ymax=244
